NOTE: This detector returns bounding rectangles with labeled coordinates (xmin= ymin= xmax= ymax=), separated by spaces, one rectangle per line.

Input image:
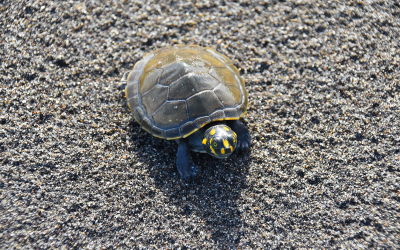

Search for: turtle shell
xmin=122 ymin=45 xmax=248 ymax=140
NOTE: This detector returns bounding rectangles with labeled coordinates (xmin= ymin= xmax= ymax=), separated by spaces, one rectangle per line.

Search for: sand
xmin=1 ymin=0 xmax=399 ymax=248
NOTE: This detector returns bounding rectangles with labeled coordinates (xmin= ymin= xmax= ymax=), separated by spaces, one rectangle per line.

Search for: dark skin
xmin=176 ymin=120 xmax=250 ymax=181
xmin=226 ymin=120 xmax=251 ymax=151
xmin=176 ymin=138 xmax=200 ymax=180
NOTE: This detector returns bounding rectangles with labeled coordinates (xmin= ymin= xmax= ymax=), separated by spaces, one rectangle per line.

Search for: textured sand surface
xmin=1 ymin=0 xmax=399 ymax=249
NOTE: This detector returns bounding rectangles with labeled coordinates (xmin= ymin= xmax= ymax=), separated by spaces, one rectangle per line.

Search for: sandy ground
xmin=1 ymin=0 xmax=399 ymax=249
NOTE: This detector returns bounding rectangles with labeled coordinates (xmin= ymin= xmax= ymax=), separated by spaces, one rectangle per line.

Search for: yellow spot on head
xmin=210 ymin=138 xmax=213 ymax=145
xmin=221 ymin=148 xmax=225 ymax=154
xmin=202 ymin=138 xmax=207 ymax=145
xmin=210 ymin=129 xmax=215 ymax=135
xmin=230 ymin=146 xmax=233 ymax=152
xmin=210 ymin=145 xmax=217 ymax=155
xmin=232 ymin=132 xmax=237 ymax=143
xmin=223 ymin=139 xmax=229 ymax=148
xmin=223 ymin=126 xmax=230 ymax=131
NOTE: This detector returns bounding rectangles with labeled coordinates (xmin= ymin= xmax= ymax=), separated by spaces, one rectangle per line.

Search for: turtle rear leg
xmin=119 ymin=71 xmax=131 ymax=91
xmin=176 ymin=138 xmax=200 ymax=180
xmin=227 ymin=120 xmax=251 ymax=151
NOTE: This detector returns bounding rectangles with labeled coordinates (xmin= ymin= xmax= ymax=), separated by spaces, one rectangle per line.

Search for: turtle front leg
xmin=176 ymin=138 xmax=200 ymax=180
xmin=227 ymin=120 xmax=251 ymax=151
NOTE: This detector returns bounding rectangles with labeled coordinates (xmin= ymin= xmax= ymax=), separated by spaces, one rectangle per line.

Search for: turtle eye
xmin=213 ymin=141 xmax=218 ymax=148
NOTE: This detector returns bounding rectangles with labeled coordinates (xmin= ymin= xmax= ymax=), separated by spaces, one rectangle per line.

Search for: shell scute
xmin=209 ymin=67 xmax=237 ymax=86
xmin=139 ymin=68 xmax=163 ymax=93
xmin=159 ymin=59 xmax=210 ymax=86
xmin=126 ymin=80 xmax=138 ymax=99
xmin=128 ymin=96 xmax=139 ymax=111
xmin=143 ymin=58 xmax=161 ymax=73
xmin=133 ymin=107 xmax=145 ymax=124
xmin=152 ymin=101 xmax=187 ymax=127
xmin=197 ymin=53 xmax=225 ymax=67
xmin=186 ymin=91 xmax=223 ymax=119
xmin=194 ymin=116 xmax=211 ymax=128
xmin=141 ymin=85 xmax=168 ymax=115
xmin=209 ymin=110 xmax=225 ymax=121
xmin=141 ymin=118 xmax=152 ymax=132
xmin=205 ymin=48 xmax=233 ymax=64
xmin=180 ymin=122 xmax=198 ymax=138
xmin=214 ymin=84 xmax=240 ymax=106
xmin=165 ymin=128 xmax=181 ymax=139
xmin=168 ymin=73 xmax=219 ymax=100
xmin=133 ymin=59 xmax=148 ymax=72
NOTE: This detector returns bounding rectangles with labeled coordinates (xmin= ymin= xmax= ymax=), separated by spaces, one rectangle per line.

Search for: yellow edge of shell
xmin=213 ymin=118 xmax=224 ymax=122
xmin=162 ymin=116 xmax=245 ymax=140
xmin=166 ymin=136 xmax=181 ymax=140
xmin=183 ymin=127 xmax=199 ymax=138
xmin=142 ymin=127 xmax=151 ymax=133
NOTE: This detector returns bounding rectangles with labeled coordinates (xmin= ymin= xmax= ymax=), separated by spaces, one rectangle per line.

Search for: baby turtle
xmin=121 ymin=45 xmax=250 ymax=180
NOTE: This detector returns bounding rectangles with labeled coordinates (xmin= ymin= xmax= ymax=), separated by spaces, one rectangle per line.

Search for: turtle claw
xmin=179 ymin=163 xmax=200 ymax=181
xmin=237 ymin=133 xmax=251 ymax=151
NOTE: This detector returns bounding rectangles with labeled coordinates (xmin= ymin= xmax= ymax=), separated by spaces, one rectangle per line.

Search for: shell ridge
xmin=161 ymin=70 xmax=192 ymax=86
xmin=211 ymin=89 xmax=225 ymax=108
xmin=141 ymin=85 xmax=157 ymax=97
xmin=184 ymin=89 xmax=215 ymax=100
xmin=151 ymin=100 xmax=168 ymax=117
xmin=212 ymin=82 xmax=223 ymax=91
xmin=185 ymin=101 xmax=190 ymax=128
xmin=162 ymin=69 xmax=209 ymax=88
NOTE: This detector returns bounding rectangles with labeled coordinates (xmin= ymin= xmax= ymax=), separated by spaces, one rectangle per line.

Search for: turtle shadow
xmin=119 ymin=89 xmax=251 ymax=247
xmin=151 ymin=138 xmax=251 ymax=248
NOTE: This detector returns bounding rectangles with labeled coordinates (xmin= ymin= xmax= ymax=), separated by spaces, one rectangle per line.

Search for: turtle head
xmin=202 ymin=125 xmax=237 ymax=159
